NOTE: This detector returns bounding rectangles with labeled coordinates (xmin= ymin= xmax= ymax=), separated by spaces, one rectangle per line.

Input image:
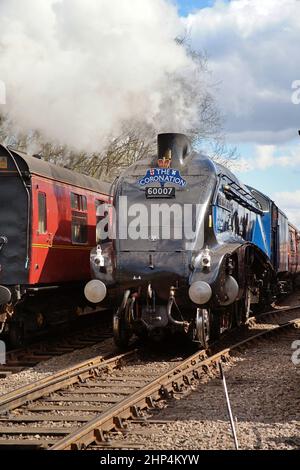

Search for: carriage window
xmin=38 ymin=192 xmax=47 ymax=234
xmin=71 ymin=193 xmax=87 ymax=211
xmin=71 ymin=213 xmax=88 ymax=244
xmin=71 ymin=192 xmax=88 ymax=244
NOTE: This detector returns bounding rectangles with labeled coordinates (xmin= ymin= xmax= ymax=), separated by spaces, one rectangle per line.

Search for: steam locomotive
xmin=0 ymin=143 xmax=111 ymax=346
xmin=85 ymin=133 xmax=300 ymax=348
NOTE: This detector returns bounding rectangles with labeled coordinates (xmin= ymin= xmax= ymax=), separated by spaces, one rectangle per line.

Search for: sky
xmin=177 ymin=0 xmax=215 ymax=16
xmin=0 ymin=0 xmax=299 ymax=227
xmin=176 ymin=0 xmax=300 ymax=227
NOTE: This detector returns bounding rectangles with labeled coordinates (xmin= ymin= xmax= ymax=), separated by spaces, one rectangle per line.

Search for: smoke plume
xmin=0 ymin=0 xmax=202 ymax=152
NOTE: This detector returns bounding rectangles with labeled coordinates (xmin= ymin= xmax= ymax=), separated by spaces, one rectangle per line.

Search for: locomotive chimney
xmin=157 ymin=133 xmax=191 ymax=167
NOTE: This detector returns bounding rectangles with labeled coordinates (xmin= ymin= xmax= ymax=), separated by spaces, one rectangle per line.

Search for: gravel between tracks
xmin=114 ymin=316 xmax=300 ymax=449
xmin=0 ymin=337 xmax=117 ymax=396
xmin=1 ymin=295 xmax=300 ymax=450
xmin=0 ymin=336 xmax=181 ymax=397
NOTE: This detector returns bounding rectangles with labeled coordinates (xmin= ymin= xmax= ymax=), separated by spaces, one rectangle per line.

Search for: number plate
xmin=146 ymin=187 xmax=175 ymax=199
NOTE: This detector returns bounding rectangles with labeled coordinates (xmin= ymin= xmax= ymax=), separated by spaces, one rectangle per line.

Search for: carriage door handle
xmin=47 ymin=233 xmax=53 ymax=247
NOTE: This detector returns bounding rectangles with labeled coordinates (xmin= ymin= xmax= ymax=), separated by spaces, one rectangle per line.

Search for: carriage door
xmin=271 ymin=204 xmax=279 ymax=271
xmin=29 ymin=189 xmax=50 ymax=284
xmin=0 ymin=156 xmax=28 ymax=284
xmin=37 ymin=192 xmax=49 ymax=245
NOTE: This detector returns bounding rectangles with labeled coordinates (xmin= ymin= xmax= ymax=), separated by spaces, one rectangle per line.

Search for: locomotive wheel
xmin=235 ymin=287 xmax=252 ymax=327
xmin=113 ymin=299 xmax=132 ymax=350
xmin=191 ymin=308 xmax=210 ymax=349
xmin=190 ymin=308 xmax=220 ymax=349
xmin=9 ymin=321 xmax=25 ymax=348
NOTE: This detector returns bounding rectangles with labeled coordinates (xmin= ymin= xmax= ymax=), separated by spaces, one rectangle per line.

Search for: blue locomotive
xmin=85 ymin=133 xmax=300 ymax=348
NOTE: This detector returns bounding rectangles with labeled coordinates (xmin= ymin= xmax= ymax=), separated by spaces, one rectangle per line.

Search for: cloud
xmin=238 ymin=141 xmax=300 ymax=172
xmin=0 ymin=0 xmax=202 ymax=152
xmin=273 ymin=190 xmax=300 ymax=227
xmin=184 ymin=0 xmax=300 ymax=144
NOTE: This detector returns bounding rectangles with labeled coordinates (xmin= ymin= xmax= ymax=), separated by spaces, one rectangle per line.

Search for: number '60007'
xmin=146 ymin=187 xmax=175 ymax=198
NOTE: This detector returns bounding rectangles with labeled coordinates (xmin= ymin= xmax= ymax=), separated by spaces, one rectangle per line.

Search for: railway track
xmin=0 ymin=315 xmax=112 ymax=378
xmin=1 ymin=303 xmax=298 ymax=379
xmin=247 ymin=304 xmax=300 ymax=325
xmin=0 ymin=309 xmax=299 ymax=450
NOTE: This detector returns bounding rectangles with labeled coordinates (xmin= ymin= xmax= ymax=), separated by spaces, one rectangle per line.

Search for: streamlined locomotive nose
xmin=115 ymin=250 xmax=189 ymax=294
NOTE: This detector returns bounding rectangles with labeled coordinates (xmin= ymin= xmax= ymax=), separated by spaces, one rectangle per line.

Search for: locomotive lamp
xmin=191 ymin=247 xmax=211 ymax=271
xmin=201 ymin=247 xmax=211 ymax=269
xmin=189 ymin=281 xmax=212 ymax=305
xmin=220 ymin=276 xmax=239 ymax=306
xmin=84 ymin=280 xmax=107 ymax=304
xmin=94 ymin=245 xmax=105 ymax=267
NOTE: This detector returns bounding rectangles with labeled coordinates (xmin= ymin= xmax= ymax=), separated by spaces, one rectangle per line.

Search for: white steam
xmin=0 ymin=0 xmax=200 ymax=152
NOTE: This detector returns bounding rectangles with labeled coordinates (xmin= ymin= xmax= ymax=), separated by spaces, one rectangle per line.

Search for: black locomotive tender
xmin=85 ymin=133 xmax=300 ymax=348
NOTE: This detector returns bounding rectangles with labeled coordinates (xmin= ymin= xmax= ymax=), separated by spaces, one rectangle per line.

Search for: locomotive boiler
xmin=85 ymin=133 xmax=300 ymax=348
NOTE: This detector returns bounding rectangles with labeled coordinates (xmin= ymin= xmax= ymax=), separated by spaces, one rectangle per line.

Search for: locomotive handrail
xmin=221 ymin=175 xmax=263 ymax=215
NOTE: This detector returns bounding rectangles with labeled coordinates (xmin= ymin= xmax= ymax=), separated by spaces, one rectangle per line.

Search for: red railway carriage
xmin=288 ymin=222 xmax=300 ymax=277
xmin=0 ymin=143 xmax=111 ymax=344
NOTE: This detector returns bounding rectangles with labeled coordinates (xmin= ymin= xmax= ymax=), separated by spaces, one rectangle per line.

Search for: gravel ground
xmin=1 ymin=293 xmax=300 ymax=450
xmin=0 ymin=337 xmax=118 ymax=396
xmin=114 ymin=326 xmax=300 ymax=449
xmin=0 ymin=335 xmax=186 ymax=397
